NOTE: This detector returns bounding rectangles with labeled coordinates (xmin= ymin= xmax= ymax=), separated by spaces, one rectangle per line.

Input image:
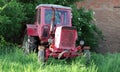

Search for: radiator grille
xmin=61 ymin=30 xmax=75 ymax=48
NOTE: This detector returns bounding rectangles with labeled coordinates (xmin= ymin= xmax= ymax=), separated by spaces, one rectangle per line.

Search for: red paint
xmin=27 ymin=24 xmax=38 ymax=36
xmin=45 ymin=45 xmax=82 ymax=60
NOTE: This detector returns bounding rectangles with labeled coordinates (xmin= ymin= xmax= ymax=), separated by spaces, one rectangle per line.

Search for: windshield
xmin=45 ymin=9 xmax=69 ymax=25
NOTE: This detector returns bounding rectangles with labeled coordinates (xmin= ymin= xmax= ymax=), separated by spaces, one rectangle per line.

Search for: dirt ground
xmin=94 ymin=9 xmax=120 ymax=53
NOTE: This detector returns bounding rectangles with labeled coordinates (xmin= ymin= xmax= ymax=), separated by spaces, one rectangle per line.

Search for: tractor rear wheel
xmin=22 ymin=34 xmax=38 ymax=54
xmin=83 ymin=50 xmax=91 ymax=65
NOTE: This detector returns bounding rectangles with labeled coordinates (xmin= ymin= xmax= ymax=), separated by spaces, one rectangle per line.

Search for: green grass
xmin=0 ymin=47 xmax=120 ymax=72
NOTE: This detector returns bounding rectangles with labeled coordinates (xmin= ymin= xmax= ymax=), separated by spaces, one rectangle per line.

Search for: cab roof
xmin=36 ymin=4 xmax=71 ymax=10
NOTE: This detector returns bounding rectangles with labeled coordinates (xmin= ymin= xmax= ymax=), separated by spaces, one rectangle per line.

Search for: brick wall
xmin=76 ymin=0 xmax=120 ymax=9
xmin=76 ymin=0 xmax=120 ymax=53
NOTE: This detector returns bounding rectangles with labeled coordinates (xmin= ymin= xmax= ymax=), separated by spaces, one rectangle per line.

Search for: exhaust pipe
xmin=50 ymin=7 xmax=55 ymax=34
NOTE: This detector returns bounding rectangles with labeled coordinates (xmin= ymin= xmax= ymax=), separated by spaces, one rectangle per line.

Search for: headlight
xmin=48 ymin=38 xmax=53 ymax=43
xmin=80 ymin=40 xmax=84 ymax=46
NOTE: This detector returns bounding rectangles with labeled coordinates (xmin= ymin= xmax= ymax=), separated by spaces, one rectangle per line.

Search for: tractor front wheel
xmin=38 ymin=46 xmax=45 ymax=63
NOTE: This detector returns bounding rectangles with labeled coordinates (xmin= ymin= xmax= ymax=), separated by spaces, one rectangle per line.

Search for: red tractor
xmin=22 ymin=4 xmax=90 ymax=63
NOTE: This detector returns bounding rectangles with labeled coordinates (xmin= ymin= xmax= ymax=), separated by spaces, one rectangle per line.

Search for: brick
xmin=112 ymin=0 xmax=120 ymax=6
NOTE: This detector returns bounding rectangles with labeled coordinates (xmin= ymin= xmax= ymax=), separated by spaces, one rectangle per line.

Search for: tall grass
xmin=0 ymin=47 xmax=120 ymax=72
xmin=92 ymin=53 xmax=120 ymax=72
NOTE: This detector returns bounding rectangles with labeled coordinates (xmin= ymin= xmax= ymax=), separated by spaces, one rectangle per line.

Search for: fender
xmin=27 ymin=24 xmax=38 ymax=36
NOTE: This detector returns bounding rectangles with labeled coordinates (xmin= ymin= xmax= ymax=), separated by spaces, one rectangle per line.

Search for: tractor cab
xmin=32 ymin=4 xmax=73 ymax=42
xmin=35 ymin=4 xmax=72 ymax=26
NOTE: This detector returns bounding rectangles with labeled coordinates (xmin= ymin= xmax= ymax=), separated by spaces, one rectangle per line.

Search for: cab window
xmin=44 ymin=9 xmax=69 ymax=25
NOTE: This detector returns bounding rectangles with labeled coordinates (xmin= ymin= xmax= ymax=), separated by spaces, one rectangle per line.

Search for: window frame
xmin=37 ymin=9 xmax=41 ymax=24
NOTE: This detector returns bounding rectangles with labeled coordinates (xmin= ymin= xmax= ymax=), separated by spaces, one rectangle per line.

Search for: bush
xmin=0 ymin=0 xmax=25 ymax=42
xmin=22 ymin=3 xmax=36 ymax=24
xmin=72 ymin=5 xmax=103 ymax=49
xmin=0 ymin=36 xmax=16 ymax=55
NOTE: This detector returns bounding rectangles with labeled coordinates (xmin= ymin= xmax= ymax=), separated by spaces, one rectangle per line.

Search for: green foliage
xmin=18 ymin=0 xmax=83 ymax=6
xmin=72 ymin=5 xmax=103 ymax=49
xmin=0 ymin=49 xmax=120 ymax=72
xmin=92 ymin=53 xmax=120 ymax=72
xmin=0 ymin=49 xmax=97 ymax=72
xmin=22 ymin=3 xmax=36 ymax=23
xmin=0 ymin=0 xmax=25 ymax=42
xmin=0 ymin=36 xmax=16 ymax=55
